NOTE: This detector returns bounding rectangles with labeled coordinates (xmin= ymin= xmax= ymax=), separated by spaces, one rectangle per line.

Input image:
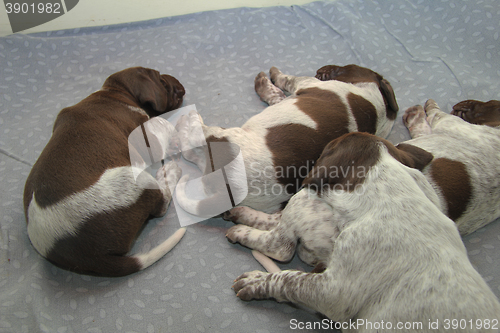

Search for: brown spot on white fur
xmin=429 ymin=158 xmax=472 ymax=221
xmin=23 ymin=67 xmax=185 ymax=276
xmin=315 ymin=64 xmax=399 ymax=120
xmin=265 ymin=88 xmax=350 ymax=192
xmin=451 ymin=99 xmax=500 ymax=127
xmin=347 ymin=92 xmax=377 ymax=133
xmin=24 ymin=67 xmax=184 ymax=210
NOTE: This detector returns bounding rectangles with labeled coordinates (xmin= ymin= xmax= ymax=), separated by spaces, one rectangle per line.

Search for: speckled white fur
xmin=229 ymin=146 xmax=500 ymax=332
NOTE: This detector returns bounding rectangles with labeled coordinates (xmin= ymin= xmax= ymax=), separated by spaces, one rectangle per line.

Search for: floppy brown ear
xmin=134 ymin=68 xmax=171 ymax=112
xmin=302 ymin=133 xmax=380 ymax=192
xmin=379 ymin=78 xmax=398 ymax=119
xmin=392 ymin=143 xmax=433 ymax=171
xmin=104 ymin=67 xmax=184 ymax=114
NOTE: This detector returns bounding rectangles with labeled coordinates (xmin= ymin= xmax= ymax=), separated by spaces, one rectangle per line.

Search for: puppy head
xmin=315 ymin=64 xmax=399 ymax=119
xmin=103 ymin=67 xmax=185 ymax=115
xmin=451 ymin=99 xmax=500 ymax=127
xmin=302 ymin=132 xmax=433 ymax=193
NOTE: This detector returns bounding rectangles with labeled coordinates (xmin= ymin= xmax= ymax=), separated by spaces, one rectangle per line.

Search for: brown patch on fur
xmin=302 ymin=133 xmax=434 ymax=192
xmin=452 ymin=100 xmax=500 ymax=127
xmin=429 ymin=158 xmax=472 ymax=221
xmin=311 ymin=262 xmax=327 ymax=273
xmin=24 ymin=67 xmax=184 ymax=211
xmin=45 ymin=186 xmax=165 ymax=276
xmin=23 ymin=67 xmax=185 ymax=276
xmin=265 ymin=88 xmax=351 ymax=193
xmin=347 ymin=92 xmax=377 ymax=133
xmin=302 ymin=132 xmax=381 ymax=192
xmin=315 ymin=64 xmax=399 ymax=119
xmin=391 ymin=143 xmax=434 ymax=171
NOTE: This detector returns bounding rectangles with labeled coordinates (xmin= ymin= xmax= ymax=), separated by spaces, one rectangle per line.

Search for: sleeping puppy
xmin=402 ymin=99 xmax=500 ymax=235
xmin=24 ymin=67 xmax=186 ymax=277
xmin=175 ymin=64 xmax=398 ymax=216
xmin=227 ymin=132 xmax=500 ymax=332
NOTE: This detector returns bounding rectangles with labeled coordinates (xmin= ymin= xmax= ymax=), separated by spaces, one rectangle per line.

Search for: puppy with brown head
xmin=175 ymin=64 xmax=398 ymax=217
xmin=227 ymin=132 xmax=500 ymax=331
xmin=24 ymin=67 xmax=186 ymax=276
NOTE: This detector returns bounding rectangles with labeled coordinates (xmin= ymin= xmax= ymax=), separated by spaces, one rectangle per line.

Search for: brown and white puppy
xmin=24 ymin=67 xmax=187 ymax=277
xmin=228 ymin=132 xmax=500 ymax=332
xmin=175 ymin=64 xmax=398 ymax=216
xmin=403 ymin=99 xmax=500 ymax=235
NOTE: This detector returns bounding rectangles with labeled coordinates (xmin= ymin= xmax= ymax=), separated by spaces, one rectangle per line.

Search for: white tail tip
xmin=136 ymin=228 xmax=186 ymax=270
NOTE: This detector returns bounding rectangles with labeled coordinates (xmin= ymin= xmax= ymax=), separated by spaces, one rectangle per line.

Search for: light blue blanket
xmin=1 ymin=1 xmax=499 ymax=332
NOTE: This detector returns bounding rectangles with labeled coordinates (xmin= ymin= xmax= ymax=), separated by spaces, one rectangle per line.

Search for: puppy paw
xmin=225 ymin=224 xmax=248 ymax=244
xmin=232 ymin=270 xmax=270 ymax=301
xmin=269 ymin=66 xmax=282 ymax=84
xmin=403 ymin=105 xmax=432 ymax=138
xmin=254 ymin=71 xmax=285 ymax=106
xmin=175 ymin=111 xmax=207 ymax=169
xmin=154 ymin=161 xmax=182 ymax=215
xmin=315 ymin=65 xmax=338 ymax=81
xmin=156 ymin=160 xmax=182 ymax=191
xmin=222 ymin=206 xmax=248 ymax=222
xmin=423 ymin=99 xmax=446 ymax=125
xmin=451 ymin=99 xmax=481 ymax=123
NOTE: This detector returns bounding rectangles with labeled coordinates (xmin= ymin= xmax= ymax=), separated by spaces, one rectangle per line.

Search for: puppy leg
xmin=223 ymin=206 xmax=281 ymax=230
xmin=254 ymin=72 xmax=286 ymax=106
xmin=269 ymin=67 xmax=320 ymax=95
xmin=233 ymin=270 xmax=337 ymax=315
xmin=424 ymin=99 xmax=449 ymax=127
xmin=402 ymin=105 xmax=432 ymax=138
xmin=226 ymin=223 xmax=296 ymax=262
xmin=176 ymin=111 xmax=209 ymax=172
xmin=153 ymin=161 xmax=183 ymax=216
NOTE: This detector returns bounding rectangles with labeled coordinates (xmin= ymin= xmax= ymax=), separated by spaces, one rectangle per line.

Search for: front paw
xmin=225 ymin=224 xmax=248 ymax=244
xmin=175 ymin=111 xmax=207 ymax=168
xmin=222 ymin=206 xmax=247 ymax=222
xmin=156 ymin=160 xmax=183 ymax=192
xmin=232 ymin=270 xmax=270 ymax=301
xmin=402 ymin=105 xmax=426 ymax=128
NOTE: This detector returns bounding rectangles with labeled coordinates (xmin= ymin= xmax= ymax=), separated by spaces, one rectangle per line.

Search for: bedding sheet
xmin=1 ymin=0 xmax=499 ymax=332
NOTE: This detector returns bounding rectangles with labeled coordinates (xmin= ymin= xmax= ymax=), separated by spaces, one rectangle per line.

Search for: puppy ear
xmin=104 ymin=67 xmax=184 ymax=114
xmin=302 ymin=163 xmax=330 ymax=192
xmin=135 ymin=69 xmax=171 ymax=113
xmin=302 ymin=133 xmax=380 ymax=192
xmin=379 ymin=78 xmax=399 ymax=117
xmin=392 ymin=143 xmax=433 ymax=171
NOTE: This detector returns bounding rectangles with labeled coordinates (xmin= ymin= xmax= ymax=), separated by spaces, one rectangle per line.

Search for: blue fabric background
xmin=1 ymin=1 xmax=499 ymax=332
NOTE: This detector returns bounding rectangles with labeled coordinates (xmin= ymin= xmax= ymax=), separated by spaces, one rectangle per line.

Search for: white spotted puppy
xmin=228 ymin=131 xmax=500 ymax=332
xmin=175 ymin=64 xmax=399 ymax=216
xmin=403 ymin=99 xmax=500 ymax=235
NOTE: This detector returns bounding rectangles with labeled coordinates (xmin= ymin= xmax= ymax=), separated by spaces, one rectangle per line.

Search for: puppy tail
xmin=45 ymin=228 xmax=186 ymax=277
xmin=134 ymin=227 xmax=186 ymax=270
xmin=252 ymin=250 xmax=281 ymax=273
